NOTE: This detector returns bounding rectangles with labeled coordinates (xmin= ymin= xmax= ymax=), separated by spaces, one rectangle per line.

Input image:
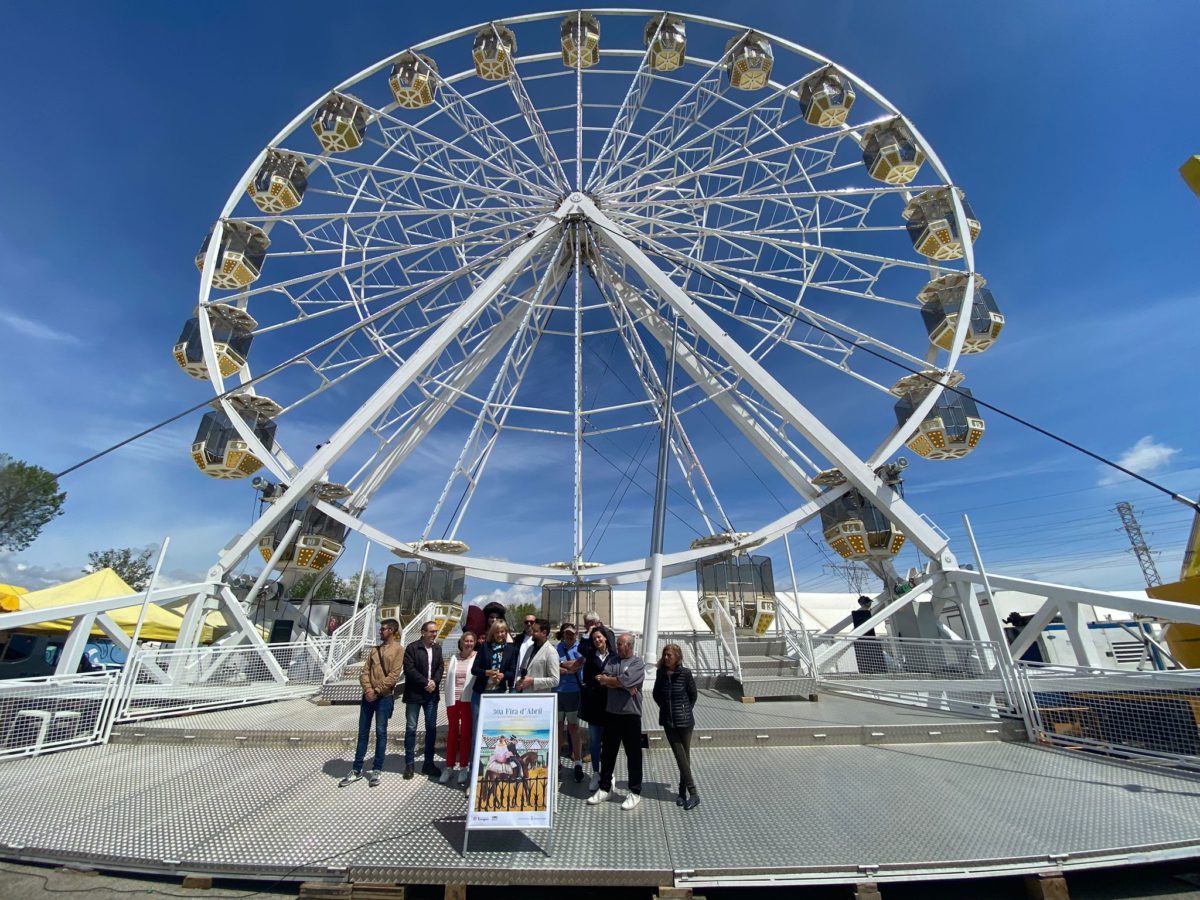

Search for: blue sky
xmin=1 ymin=2 xmax=1197 ymax=601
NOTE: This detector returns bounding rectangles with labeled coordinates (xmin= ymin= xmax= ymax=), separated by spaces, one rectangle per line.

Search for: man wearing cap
xmin=555 ymin=623 xmax=586 ymax=782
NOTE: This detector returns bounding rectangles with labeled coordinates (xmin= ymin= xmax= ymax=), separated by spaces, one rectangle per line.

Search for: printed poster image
xmin=466 ymin=693 xmax=557 ymax=831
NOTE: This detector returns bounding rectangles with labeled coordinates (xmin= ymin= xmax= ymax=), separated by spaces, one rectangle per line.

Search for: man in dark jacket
xmin=402 ymin=620 xmax=444 ymax=779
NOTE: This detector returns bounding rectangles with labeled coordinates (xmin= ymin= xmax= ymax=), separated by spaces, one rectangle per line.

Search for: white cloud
xmin=0 ymin=308 xmax=81 ymax=345
xmin=1099 ymin=436 xmax=1180 ymax=486
xmin=0 ymin=555 xmax=82 ymax=590
xmin=468 ymin=584 xmax=539 ymax=608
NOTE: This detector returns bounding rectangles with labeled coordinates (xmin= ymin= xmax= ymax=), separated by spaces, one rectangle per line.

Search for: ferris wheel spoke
xmin=603 ymin=63 xmax=852 ymax=197
xmin=583 ymin=18 xmax=661 ymax=192
xmin=422 ymin=231 xmax=571 ymax=540
xmin=360 ymin=95 xmax=557 ymax=201
xmin=500 ymin=52 xmax=569 ymax=189
xmin=587 ymin=242 xmax=820 ymax=499
xmin=425 ymin=66 xmax=564 ymax=197
xmin=290 ymin=149 xmax=552 ymax=212
xmin=590 ymin=257 xmax=732 ymax=534
xmin=214 ymin=213 xmax=566 ymax=574
xmin=346 ymin=234 xmax=571 ymax=511
xmin=591 ymin=45 xmax=735 ymax=195
xmin=615 ymin=226 xmax=931 ymax=389
xmin=585 ymin=199 xmax=949 ymax=558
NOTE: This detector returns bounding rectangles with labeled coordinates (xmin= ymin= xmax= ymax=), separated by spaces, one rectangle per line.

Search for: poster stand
xmin=462 ymin=692 xmax=558 ymax=857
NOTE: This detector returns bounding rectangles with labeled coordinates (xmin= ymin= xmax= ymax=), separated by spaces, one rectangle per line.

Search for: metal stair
xmin=319 ymin=648 xmax=371 ymax=704
xmin=735 ymin=634 xmax=817 ymax=701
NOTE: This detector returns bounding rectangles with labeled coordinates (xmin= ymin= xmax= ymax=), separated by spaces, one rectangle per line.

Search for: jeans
xmin=353 ymin=694 xmax=394 ymax=774
xmin=445 ymin=701 xmax=473 ymax=768
xmin=404 ymin=696 xmax=439 ymax=767
xmin=599 ymin=712 xmax=642 ymax=795
xmin=664 ymin=725 xmax=696 ymax=796
xmin=587 ymin=721 xmax=604 ymax=773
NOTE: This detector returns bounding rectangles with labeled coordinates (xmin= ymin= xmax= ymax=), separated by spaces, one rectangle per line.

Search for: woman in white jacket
xmin=440 ymin=631 xmax=477 ymax=784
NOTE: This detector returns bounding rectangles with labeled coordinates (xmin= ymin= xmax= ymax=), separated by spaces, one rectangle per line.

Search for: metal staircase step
xmin=736 ymin=638 xmax=791 ymax=657
xmin=739 ymin=657 xmax=807 ymax=676
xmin=739 ymin=675 xmax=818 ymax=700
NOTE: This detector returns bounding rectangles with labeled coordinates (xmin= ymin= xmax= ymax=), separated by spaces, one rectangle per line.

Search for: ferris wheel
xmin=176 ymin=10 xmax=1004 ymax=596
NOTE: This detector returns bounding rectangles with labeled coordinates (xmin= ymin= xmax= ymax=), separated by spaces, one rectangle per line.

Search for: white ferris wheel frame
xmin=193 ymin=8 xmax=983 ymax=587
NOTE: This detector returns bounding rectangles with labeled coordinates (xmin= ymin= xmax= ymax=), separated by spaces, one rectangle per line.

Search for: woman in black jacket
xmin=652 ymin=643 xmax=699 ymax=809
xmin=578 ymin=626 xmax=613 ymax=792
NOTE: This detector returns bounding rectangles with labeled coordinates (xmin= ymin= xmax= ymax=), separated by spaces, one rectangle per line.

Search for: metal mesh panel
xmin=114 ymin=642 xmax=328 ymax=722
xmin=541 ymin=583 xmax=611 ymax=626
xmin=0 ymin=670 xmax=120 ymax=759
xmin=814 ymin=635 xmax=1017 ymax=717
xmin=384 ymin=561 xmax=466 ymax=622
xmin=696 ymin=555 xmax=774 ymax=628
xmin=1018 ymin=662 xmax=1200 ymax=765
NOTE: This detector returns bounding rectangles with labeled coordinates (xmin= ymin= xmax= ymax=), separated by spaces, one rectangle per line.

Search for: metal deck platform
xmin=3 ymin=691 xmax=1199 ymax=889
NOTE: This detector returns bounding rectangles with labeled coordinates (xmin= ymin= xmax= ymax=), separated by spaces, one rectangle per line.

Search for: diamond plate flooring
xmin=3 ymin=724 xmax=1200 ymax=886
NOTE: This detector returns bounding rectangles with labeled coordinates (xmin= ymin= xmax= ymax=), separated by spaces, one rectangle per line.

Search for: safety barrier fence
xmin=812 ymin=634 xmax=1020 ymax=717
xmin=1016 ymin=662 xmax=1200 ymax=767
xmin=113 ymin=641 xmax=329 ymax=723
xmin=0 ymin=670 xmax=122 ymax=759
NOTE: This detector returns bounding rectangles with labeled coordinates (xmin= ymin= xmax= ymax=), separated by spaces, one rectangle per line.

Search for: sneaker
xmin=573 ymin=764 xmax=584 ymax=783
xmin=367 ymin=771 xmax=382 ymax=787
xmin=588 ymin=772 xmax=601 ymax=792
xmin=675 ymin=794 xmax=686 ymax=807
xmin=586 ymin=789 xmax=609 ymax=805
xmin=338 ymin=770 xmax=362 ymax=787
xmin=439 ymin=767 xmax=453 ymax=784
xmin=403 ymin=764 xmax=414 ymax=780
xmin=422 ymin=763 xmax=442 ymax=779
xmin=458 ymin=767 xmax=470 ymax=785
xmin=683 ymin=795 xmax=700 ymax=810
xmin=621 ymin=793 xmax=642 ymax=811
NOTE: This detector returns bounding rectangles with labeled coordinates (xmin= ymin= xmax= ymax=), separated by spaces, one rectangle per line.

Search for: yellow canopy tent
xmin=0 ymin=583 xmax=28 ymax=611
xmin=0 ymin=569 xmax=230 ymax=643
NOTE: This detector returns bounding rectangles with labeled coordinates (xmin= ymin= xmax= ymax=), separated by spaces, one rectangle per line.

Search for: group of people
xmin=340 ymin=601 xmax=701 ymax=810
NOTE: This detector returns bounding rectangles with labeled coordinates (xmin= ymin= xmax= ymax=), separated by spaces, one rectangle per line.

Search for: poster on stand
xmin=466 ymin=693 xmax=557 ymax=831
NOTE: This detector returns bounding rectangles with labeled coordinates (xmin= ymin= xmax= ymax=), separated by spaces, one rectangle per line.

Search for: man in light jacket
xmin=340 ymin=618 xmax=404 ymax=788
xmin=588 ymin=632 xmax=646 ymax=810
xmin=515 ymin=618 xmax=561 ymax=693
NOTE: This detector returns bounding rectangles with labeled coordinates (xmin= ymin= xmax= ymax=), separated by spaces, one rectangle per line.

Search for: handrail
xmin=325 ymin=602 xmax=377 ymax=680
xmin=775 ymin=600 xmax=816 ymax=678
xmin=711 ymin=600 xmax=741 ymax=681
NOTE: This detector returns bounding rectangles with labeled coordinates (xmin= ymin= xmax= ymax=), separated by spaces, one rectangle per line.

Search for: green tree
xmin=289 ymin=571 xmax=348 ymax=601
xmin=84 ymin=546 xmax=156 ymax=591
xmin=507 ymin=601 xmax=539 ymax=625
xmin=344 ymin=568 xmax=385 ymax=606
xmin=0 ymin=454 xmax=66 ymax=552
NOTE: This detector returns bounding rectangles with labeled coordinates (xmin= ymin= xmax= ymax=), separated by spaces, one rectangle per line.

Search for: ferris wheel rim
xmin=191 ymin=8 xmax=985 ymax=581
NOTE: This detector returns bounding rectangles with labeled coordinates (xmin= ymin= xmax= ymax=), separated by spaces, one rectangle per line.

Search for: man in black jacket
xmin=402 ymin=620 xmax=444 ymax=779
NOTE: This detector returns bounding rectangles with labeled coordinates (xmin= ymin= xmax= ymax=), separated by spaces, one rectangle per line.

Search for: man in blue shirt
xmin=555 ymin=622 xmax=586 ymax=782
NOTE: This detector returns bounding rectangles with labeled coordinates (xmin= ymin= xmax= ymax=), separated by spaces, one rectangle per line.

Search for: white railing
xmin=0 ymin=670 xmax=122 ymax=759
xmin=711 ymin=600 xmax=742 ymax=681
xmin=1017 ymin=662 xmax=1200 ymax=766
xmin=113 ymin=641 xmax=328 ymax=722
xmin=325 ymin=602 xmax=377 ymax=681
xmin=813 ymin=634 xmax=1019 ymax=717
xmin=775 ymin=601 xmax=816 ymax=678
